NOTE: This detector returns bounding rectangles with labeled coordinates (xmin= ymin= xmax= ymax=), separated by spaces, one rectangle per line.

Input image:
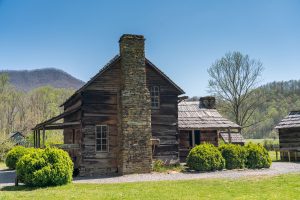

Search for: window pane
xmin=96 ymin=139 xmax=101 ymax=145
xmin=96 ymin=125 xmax=109 ymax=152
xmin=102 ymin=139 xmax=107 ymax=144
xmin=150 ymin=86 xmax=159 ymax=108
xmin=96 ymin=132 xmax=101 ymax=139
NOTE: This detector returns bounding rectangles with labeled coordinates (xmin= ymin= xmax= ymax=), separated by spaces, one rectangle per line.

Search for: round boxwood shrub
xmin=219 ymin=144 xmax=247 ymax=169
xmin=5 ymin=146 xmax=33 ymax=169
xmin=245 ymin=142 xmax=272 ymax=169
xmin=186 ymin=143 xmax=225 ymax=171
xmin=16 ymin=147 xmax=73 ymax=187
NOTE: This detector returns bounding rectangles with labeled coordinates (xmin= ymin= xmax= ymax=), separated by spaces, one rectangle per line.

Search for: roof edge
xmin=61 ymin=55 xmax=185 ymax=107
xmin=60 ymin=55 xmax=121 ymax=107
xmin=146 ymin=59 xmax=185 ymax=95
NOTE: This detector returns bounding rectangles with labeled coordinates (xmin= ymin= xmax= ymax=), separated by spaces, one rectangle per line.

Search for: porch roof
xmin=178 ymin=101 xmax=240 ymax=130
xmin=275 ymin=111 xmax=300 ymax=129
xmin=32 ymin=107 xmax=80 ymax=130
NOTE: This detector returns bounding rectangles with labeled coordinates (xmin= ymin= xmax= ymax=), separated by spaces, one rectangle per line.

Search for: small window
xmin=95 ymin=125 xmax=109 ymax=152
xmin=150 ymin=86 xmax=160 ymax=109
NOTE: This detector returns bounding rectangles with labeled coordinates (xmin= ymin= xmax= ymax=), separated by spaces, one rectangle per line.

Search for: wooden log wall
xmin=279 ymin=128 xmax=300 ymax=161
xmin=200 ymin=130 xmax=218 ymax=146
xmin=146 ymin=64 xmax=181 ymax=164
xmin=80 ymin=90 xmax=119 ymax=175
xmin=178 ymin=129 xmax=218 ymax=162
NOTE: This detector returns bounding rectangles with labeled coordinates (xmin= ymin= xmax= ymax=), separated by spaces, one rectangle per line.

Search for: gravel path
xmin=1 ymin=162 xmax=299 ymax=188
xmin=0 ymin=169 xmax=16 ymax=188
xmin=73 ymin=162 xmax=300 ymax=184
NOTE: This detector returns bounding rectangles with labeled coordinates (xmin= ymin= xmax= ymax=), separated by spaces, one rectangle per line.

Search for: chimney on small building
xmin=118 ymin=34 xmax=152 ymax=175
xmin=199 ymin=96 xmax=216 ymax=109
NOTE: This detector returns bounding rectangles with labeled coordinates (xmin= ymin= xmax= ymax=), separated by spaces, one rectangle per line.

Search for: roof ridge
xmin=60 ymin=55 xmax=121 ymax=106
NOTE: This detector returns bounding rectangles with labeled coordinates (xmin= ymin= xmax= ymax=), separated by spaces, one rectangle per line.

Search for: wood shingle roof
xmin=178 ymin=101 xmax=240 ymax=129
xmin=220 ymin=133 xmax=245 ymax=143
xmin=275 ymin=111 xmax=300 ymax=129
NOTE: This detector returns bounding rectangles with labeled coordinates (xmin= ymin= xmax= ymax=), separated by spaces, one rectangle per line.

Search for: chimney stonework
xmin=118 ymin=34 xmax=152 ymax=174
xmin=199 ymin=96 xmax=216 ymax=109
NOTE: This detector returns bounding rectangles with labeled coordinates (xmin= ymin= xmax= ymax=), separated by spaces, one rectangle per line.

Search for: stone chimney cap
xmin=119 ymin=34 xmax=145 ymax=42
xmin=199 ymin=96 xmax=216 ymax=109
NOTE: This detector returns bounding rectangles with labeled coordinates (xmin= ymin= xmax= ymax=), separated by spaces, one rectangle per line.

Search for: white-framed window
xmin=95 ymin=125 xmax=109 ymax=152
xmin=150 ymin=86 xmax=160 ymax=109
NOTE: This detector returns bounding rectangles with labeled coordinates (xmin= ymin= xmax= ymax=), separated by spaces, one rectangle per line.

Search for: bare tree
xmin=208 ymin=51 xmax=264 ymax=129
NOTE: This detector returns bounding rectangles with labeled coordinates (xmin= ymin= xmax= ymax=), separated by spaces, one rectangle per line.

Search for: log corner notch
xmin=32 ymin=107 xmax=80 ymax=148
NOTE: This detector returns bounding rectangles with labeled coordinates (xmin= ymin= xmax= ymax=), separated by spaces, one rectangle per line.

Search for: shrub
xmin=152 ymin=160 xmax=184 ymax=172
xmin=152 ymin=159 xmax=164 ymax=172
xmin=187 ymin=143 xmax=225 ymax=171
xmin=16 ymin=147 xmax=73 ymax=187
xmin=263 ymin=139 xmax=279 ymax=151
xmin=219 ymin=144 xmax=247 ymax=169
xmin=245 ymin=142 xmax=272 ymax=169
xmin=0 ymin=132 xmax=14 ymax=162
xmin=5 ymin=146 xmax=33 ymax=169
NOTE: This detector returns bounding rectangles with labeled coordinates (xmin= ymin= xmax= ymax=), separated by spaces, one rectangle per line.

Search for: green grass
xmin=0 ymin=161 xmax=7 ymax=170
xmin=1 ymin=174 xmax=300 ymax=200
xmin=246 ymin=139 xmax=265 ymax=144
xmin=246 ymin=139 xmax=279 ymax=145
xmin=152 ymin=160 xmax=185 ymax=173
xmin=269 ymin=151 xmax=280 ymax=161
xmin=152 ymin=164 xmax=185 ymax=173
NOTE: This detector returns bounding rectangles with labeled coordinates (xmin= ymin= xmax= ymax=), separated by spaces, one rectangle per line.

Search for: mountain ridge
xmin=0 ymin=68 xmax=85 ymax=91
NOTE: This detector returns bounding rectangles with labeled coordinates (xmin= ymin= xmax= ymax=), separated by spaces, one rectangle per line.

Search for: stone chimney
xmin=199 ymin=96 xmax=216 ymax=109
xmin=118 ymin=34 xmax=152 ymax=174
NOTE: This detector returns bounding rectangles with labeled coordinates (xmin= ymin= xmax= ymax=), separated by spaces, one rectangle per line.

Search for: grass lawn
xmin=269 ymin=151 xmax=280 ymax=161
xmin=1 ymin=174 xmax=300 ymax=200
xmin=246 ymin=139 xmax=279 ymax=145
xmin=0 ymin=161 xmax=7 ymax=170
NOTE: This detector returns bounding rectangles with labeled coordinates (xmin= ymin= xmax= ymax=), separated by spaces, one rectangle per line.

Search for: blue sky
xmin=0 ymin=0 xmax=299 ymax=97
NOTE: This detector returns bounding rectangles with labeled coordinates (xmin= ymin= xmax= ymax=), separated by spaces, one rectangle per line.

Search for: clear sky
xmin=0 ymin=0 xmax=299 ymax=97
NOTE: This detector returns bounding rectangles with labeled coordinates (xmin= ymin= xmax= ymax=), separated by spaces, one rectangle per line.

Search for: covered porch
xmin=179 ymin=127 xmax=242 ymax=162
xmin=32 ymin=108 xmax=81 ymax=167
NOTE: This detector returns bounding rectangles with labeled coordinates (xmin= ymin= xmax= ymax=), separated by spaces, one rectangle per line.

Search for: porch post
xmin=42 ymin=126 xmax=46 ymax=148
xmin=192 ymin=129 xmax=195 ymax=147
xmin=33 ymin=130 xmax=36 ymax=148
xmin=38 ymin=129 xmax=40 ymax=148
xmin=228 ymin=128 xmax=232 ymax=143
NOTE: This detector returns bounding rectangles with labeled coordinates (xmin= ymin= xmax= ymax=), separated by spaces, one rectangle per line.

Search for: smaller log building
xmin=275 ymin=111 xmax=300 ymax=161
xmin=178 ymin=97 xmax=244 ymax=162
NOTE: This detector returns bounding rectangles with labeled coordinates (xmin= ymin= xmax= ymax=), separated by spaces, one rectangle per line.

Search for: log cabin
xmin=32 ymin=34 xmax=184 ymax=176
xmin=178 ymin=97 xmax=244 ymax=162
xmin=275 ymin=111 xmax=300 ymax=161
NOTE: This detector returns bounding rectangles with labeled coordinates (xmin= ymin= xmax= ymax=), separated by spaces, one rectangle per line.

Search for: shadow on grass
xmin=0 ymin=184 xmax=62 ymax=191
xmin=0 ymin=185 xmax=37 ymax=191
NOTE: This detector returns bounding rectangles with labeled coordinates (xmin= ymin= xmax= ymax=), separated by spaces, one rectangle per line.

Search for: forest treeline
xmin=190 ymin=80 xmax=300 ymax=139
xmin=0 ymin=73 xmax=74 ymax=145
xmin=1 ymin=72 xmax=300 ymax=141
xmin=244 ymin=80 xmax=300 ymax=138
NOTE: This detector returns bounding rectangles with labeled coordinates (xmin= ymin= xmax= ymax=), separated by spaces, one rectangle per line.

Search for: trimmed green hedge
xmin=5 ymin=146 xmax=33 ymax=169
xmin=16 ymin=147 xmax=73 ymax=187
xmin=187 ymin=143 xmax=271 ymax=172
xmin=219 ymin=144 xmax=247 ymax=169
xmin=186 ymin=143 xmax=225 ymax=171
xmin=245 ymin=142 xmax=272 ymax=169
